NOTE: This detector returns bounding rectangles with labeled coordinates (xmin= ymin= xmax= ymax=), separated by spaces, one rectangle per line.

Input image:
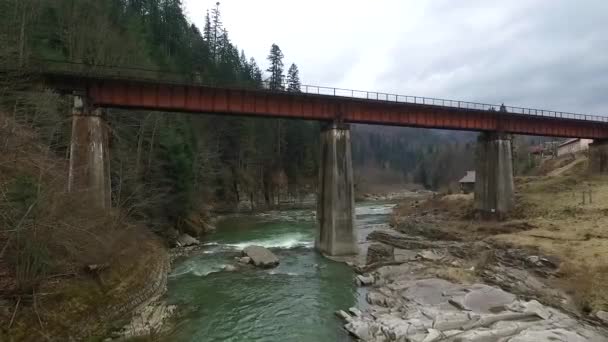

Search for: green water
xmin=166 ymin=204 xmax=394 ymax=342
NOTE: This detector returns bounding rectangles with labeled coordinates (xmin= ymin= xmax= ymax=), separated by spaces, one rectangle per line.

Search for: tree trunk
xmin=147 ymin=116 xmax=159 ymax=171
xmin=18 ymin=2 xmax=26 ymax=67
xmin=135 ymin=114 xmax=150 ymax=175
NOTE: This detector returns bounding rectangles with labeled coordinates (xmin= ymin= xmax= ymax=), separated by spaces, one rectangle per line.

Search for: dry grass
xmin=431 ymin=266 xmax=477 ymax=285
xmin=491 ymin=170 xmax=608 ymax=313
xmin=393 ymin=155 xmax=608 ymax=312
xmin=0 ymin=111 xmax=167 ymax=340
xmin=557 ymin=262 xmax=608 ymax=313
xmin=393 ymin=193 xmax=474 ymax=221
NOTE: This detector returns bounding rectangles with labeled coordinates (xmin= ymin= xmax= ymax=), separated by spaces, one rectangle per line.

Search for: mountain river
xmin=164 ymin=202 xmax=395 ymax=342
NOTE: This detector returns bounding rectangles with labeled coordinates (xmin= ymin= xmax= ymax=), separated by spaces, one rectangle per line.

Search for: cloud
xmin=183 ymin=0 xmax=608 ymax=115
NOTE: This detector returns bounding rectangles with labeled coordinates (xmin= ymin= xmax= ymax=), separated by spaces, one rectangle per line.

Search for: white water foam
xmin=355 ymin=203 xmax=396 ymax=216
xmin=169 ymin=260 xmax=227 ymax=278
xmin=267 ymin=270 xmax=300 ymax=276
xmin=225 ymin=232 xmax=314 ymax=250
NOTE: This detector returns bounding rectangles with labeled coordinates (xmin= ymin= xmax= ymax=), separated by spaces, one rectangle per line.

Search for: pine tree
xmin=210 ymin=2 xmax=222 ymax=61
xmin=203 ymin=10 xmax=211 ymax=41
xmin=249 ymin=57 xmax=263 ymax=86
xmin=266 ymin=43 xmax=284 ymax=90
xmin=286 ymin=63 xmax=301 ymax=92
xmin=239 ymin=50 xmax=250 ymax=77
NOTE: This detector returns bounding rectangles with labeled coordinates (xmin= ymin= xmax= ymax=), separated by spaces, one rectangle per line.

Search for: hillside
xmin=0 ymin=112 xmax=169 ymax=340
xmin=391 ymin=153 xmax=608 ymax=316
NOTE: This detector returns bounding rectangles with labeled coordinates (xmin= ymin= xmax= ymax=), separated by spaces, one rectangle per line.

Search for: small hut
xmin=458 ymin=171 xmax=476 ymax=194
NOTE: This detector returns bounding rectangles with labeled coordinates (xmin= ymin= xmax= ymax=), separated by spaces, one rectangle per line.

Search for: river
xmin=164 ymin=202 xmax=395 ymax=342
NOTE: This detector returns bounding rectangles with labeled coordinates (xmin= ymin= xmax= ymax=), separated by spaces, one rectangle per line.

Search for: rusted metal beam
xmin=48 ymin=75 xmax=608 ymax=139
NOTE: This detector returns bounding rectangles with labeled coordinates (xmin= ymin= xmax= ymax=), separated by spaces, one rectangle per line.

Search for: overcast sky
xmin=183 ymin=0 xmax=608 ymax=115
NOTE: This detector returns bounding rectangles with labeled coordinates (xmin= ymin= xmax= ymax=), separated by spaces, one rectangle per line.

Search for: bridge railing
xmin=297 ymin=84 xmax=608 ymax=123
xmin=30 ymin=59 xmax=608 ymax=123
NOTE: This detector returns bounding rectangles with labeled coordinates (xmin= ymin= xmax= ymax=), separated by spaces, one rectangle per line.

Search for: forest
xmin=1 ymin=0 xmax=483 ymax=231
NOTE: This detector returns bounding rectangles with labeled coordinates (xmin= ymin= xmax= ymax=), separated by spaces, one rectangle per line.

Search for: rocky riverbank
xmin=338 ymin=228 xmax=608 ymax=341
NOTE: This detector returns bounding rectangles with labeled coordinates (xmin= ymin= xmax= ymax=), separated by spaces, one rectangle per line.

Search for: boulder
xmin=344 ymin=321 xmax=373 ymax=340
xmin=367 ymin=292 xmax=388 ymax=306
xmin=243 ymin=245 xmax=279 ymax=268
xmin=238 ymin=256 xmax=252 ymax=264
xmin=177 ymin=234 xmax=200 ymax=247
xmin=223 ymin=265 xmax=237 ymax=272
xmin=356 ymin=274 xmax=375 ymax=286
xmin=367 ymin=242 xmax=394 ymax=264
xmin=335 ymin=310 xmax=352 ymax=322
xmin=595 ymin=310 xmax=608 ymax=325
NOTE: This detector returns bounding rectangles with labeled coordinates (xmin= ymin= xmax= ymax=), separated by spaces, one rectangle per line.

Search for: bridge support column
xmin=68 ymin=95 xmax=111 ymax=209
xmin=474 ymin=132 xmax=514 ymax=219
xmin=589 ymin=140 xmax=608 ymax=174
xmin=316 ymin=122 xmax=357 ymax=256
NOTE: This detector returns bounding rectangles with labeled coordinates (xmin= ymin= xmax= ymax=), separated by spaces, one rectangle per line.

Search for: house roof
xmin=558 ymin=138 xmax=579 ymax=148
xmin=459 ymin=171 xmax=476 ymax=183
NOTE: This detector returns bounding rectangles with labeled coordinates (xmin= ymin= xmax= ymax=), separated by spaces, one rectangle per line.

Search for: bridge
xmin=32 ymin=62 xmax=608 ymax=256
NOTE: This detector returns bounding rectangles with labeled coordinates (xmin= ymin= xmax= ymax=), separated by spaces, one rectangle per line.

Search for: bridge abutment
xmin=474 ymin=131 xmax=514 ymax=220
xmin=589 ymin=140 xmax=608 ymax=174
xmin=68 ymin=95 xmax=111 ymax=209
xmin=316 ymin=122 xmax=357 ymax=256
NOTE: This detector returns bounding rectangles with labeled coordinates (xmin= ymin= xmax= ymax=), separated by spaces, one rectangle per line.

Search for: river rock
xmin=595 ymin=310 xmax=608 ymax=325
xmin=344 ymin=320 xmax=375 ymax=340
xmin=452 ymin=283 xmax=516 ymax=313
xmin=242 ymin=245 xmax=279 ymax=268
xmin=177 ymin=234 xmax=200 ymax=247
xmin=340 ymin=274 xmax=608 ymax=342
xmin=223 ymin=265 xmax=237 ymax=272
xmin=238 ymin=256 xmax=251 ymax=264
xmin=367 ymin=292 xmax=388 ymax=306
xmin=367 ymin=242 xmax=394 ymax=264
xmin=356 ymin=274 xmax=375 ymax=286
xmin=336 ymin=310 xmax=352 ymax=322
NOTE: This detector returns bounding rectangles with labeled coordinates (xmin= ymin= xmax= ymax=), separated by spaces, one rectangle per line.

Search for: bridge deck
xmin=43 ymin=70 xmax=608 ymax=139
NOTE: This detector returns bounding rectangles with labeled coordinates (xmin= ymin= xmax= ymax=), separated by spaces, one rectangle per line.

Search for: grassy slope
xmin=0 ymin=113 xmax=168 ymax=341
xmin=494 ymin=158 xmax=608 ymax=312
xmin=392 ymin=154 xmax=608 ymax=313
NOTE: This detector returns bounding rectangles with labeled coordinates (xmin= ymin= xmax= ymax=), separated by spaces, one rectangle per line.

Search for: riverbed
xmin=165 ymin=202 xmax=395 ymax=342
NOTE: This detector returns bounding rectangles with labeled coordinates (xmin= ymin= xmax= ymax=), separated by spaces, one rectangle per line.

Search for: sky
xmin=182 ymin=0 xmax=608 ymax=115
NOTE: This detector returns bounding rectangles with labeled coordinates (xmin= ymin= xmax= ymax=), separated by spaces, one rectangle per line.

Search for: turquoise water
xmin=165 ymin=203 xmax=394 ymax=342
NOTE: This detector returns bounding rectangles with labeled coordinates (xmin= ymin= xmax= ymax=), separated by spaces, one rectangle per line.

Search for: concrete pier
xmin=316 ymin=122 xmax=357 ymax=256
xmin=474 ymin=132 xmax=514 ymax=219
xmin=68 ymin=95 xmax=111 ymax=209
xmin=589 ymin=140 xmax=608 ymax=174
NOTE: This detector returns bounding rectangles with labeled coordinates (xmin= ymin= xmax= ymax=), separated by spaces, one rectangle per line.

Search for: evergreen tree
xmin=287 ymin=63 xmax=301 ymax=92
xmin=249 ymin=57 xmax=263 ymax=86
xmin=203 ymin=10 xmax=211 ymax=41
xmin=210 ymin=2 xmax=222 ymax=61
xmin=266 ymin=44 xmax=284 ymax=90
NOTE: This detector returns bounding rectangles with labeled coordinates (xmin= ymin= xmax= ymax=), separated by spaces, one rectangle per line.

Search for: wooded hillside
xmin=0 ymin=0 xmax=485 ymax=229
